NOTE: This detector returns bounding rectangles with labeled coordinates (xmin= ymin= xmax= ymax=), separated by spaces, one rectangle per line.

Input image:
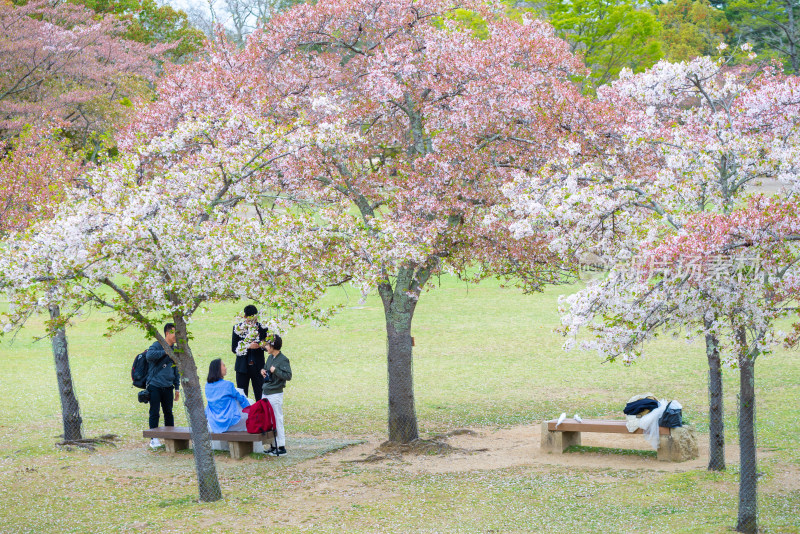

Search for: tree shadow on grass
xmin=91 ymin=436 xmax=363 ymax=474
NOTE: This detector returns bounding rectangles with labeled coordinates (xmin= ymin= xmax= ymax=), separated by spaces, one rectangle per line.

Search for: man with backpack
xmin=146 ymin=323 xmax=180 ymax=449
xmin=261 ymin=334 xmax=291 ymax=456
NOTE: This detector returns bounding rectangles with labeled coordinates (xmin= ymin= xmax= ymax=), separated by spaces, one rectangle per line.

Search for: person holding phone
xmin=261 ymin=334 xmax=291 ymax=456
xmin=231 ymin=304 xmax=269 ymax=402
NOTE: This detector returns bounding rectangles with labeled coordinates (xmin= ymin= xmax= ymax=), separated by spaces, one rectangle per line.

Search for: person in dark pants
xmin=231 ymin=304 xmax=268 ymax=402
xmin=145 ymin=323 xmax=180 ymax=449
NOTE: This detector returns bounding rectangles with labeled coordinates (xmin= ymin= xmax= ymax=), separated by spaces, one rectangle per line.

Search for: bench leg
xmin=540 ymin=422 xmax=581 ymax=453
xmin=228 ymin=441 xmax=253 ymax=460
xmin=251 ymin=432 xmax=275 ymax=454
xmin=163 ymin=438 xmax=190 ymax=453
xmin=657 ymin=426 xmax=699 ymax=462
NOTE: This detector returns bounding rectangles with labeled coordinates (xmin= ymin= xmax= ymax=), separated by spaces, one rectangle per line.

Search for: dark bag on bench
xmin=659 ymin=401 xmax=683 ymax=428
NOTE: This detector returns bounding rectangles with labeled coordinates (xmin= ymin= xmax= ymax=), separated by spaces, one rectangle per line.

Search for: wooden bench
xmin=143 ymin=426 xmax=275 ymax=460
xmin=540 ymin=418 xmax=698 ymax=462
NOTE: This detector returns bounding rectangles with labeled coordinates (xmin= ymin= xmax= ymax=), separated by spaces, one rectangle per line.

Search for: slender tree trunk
xmin=705 ymin=319 xmax=725 ymax=471
xmin=378 ymin=268 xmax=421 ymax=443
xmin=48 ymin=305 xmax=83 ymax=441
xmin=172 ymin=315 xmax=222 ymax=502
xmin=786 ymin=0 xmax=799 ymax=73
xmin=736 ymin=327 xmax=758 ymax=534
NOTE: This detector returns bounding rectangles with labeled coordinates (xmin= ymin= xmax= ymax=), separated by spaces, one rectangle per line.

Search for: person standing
xmin=146 ymin=323 xmax=180 ymax=449
xmin=231 ymin=304 xmax=268 ymax=402
xmin=261 ymin=334 xmax=291 ymax=456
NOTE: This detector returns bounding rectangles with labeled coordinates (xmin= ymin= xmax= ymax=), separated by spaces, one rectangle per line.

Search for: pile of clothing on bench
xmin=623 ymin=392 xmax=683 ymax=449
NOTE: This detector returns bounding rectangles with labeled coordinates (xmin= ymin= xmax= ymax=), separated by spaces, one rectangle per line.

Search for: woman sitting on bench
xmin=205 ymin=358 xmax=252 ymax=433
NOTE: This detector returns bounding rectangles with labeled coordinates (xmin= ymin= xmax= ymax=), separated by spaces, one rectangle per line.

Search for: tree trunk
xmin=736 ymin=330 xmax=758 ymax=534
xmin=705 ymin=321 xmax=725 ymax=471
xmin=786 ymin=0 xmax=799 ymax=73
xmin=378 ymin=268 xmax=421 ymax=443
xmin=172 ymin=315 xmax=222 ymax=502
xmin=48 ymin=305 xmax=83 ymax=441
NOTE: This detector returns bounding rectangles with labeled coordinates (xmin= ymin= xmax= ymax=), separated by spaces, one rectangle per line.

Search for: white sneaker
xmin=149 ymin=438 xmax=162 ymax=449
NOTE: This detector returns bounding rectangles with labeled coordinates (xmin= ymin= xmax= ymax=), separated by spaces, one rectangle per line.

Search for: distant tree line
xmin=515 ymin=0 xmax=800 ymax=86
xmin=140 ymin=0 xmax=800 ymax=82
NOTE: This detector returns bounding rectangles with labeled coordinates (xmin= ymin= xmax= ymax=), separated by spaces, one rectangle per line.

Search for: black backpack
xmin=659 ymin=401 xmax=683 ymax=428
xmin=131 ymin=350 xmax=149 ymax=389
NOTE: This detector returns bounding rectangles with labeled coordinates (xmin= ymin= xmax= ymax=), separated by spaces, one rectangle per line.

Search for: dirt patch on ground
xmin=770 ymin=462 xmax=800 ymax=493
xmin=247 ymin=424 xmax=750 ymax=530
xmin=94 ymin=424 xmax=747 ymax=478
xmin=77 ymin=424 xmax=793 ymax=532
xmin=90 ymin=436 xmax=363 ymax=475
xmin=323 ymin=424 xmax=738 ymax=475
xmin=348 ymin=436 xmax=468 ymax=463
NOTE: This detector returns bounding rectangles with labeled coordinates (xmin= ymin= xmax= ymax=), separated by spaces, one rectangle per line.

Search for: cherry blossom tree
xmin=73 ymin=0 xmax=206 ymax=62
xmin=223 ymin=0 xmax=601 ymax=443
xmin=565 ymin=196 xmax=800 ymax=533
xmin=0 ymin=128 xmax=80 ymax=235
xmin=0 ymin=45 xmax=342 ymax=498
xmin=0 ymin=0 xmax=171 ymax=150
xmin=504 ymin=48 xmax=800 ymax=532
xmin=653 ymin=196 xmax=800 ymax=534
xmin=0 ymin=127 xmax=85 ymax=441
xmin=0 ymin=0 xmax=172 ymax=443
xmin=505 ymin=48 xmax=800 ymax=475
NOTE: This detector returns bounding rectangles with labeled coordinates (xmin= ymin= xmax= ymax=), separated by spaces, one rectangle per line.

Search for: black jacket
xmin=231 ymin=323 xmax=268 ymax=374
xmin=145 ymin=341 xmax=180 ymax=389
xmin=623 ymin=398 xmax=659 ymax=416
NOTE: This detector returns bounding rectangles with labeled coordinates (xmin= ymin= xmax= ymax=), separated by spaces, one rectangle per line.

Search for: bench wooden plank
xmin=540 ymin=418 xmax=698 ymax=462
xmin=143 ymin=426 xmax=274 ymax=442
xmin=545 ymin=419 xmax=670 ymax=435
xmin=143 ymin=426 xmax=193 ymax=440
xmin=143 ymin=426 xmax=275 ymax=459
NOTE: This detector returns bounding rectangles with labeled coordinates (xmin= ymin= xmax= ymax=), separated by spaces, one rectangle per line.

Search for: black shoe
xmin=266 ymin=445 xmax=278 ymax=455
xmin=268 ymin=446 xmax=286 ymax=456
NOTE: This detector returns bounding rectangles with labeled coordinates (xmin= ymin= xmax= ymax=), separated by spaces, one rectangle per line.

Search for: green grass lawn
xmin=1 ymin=276 xmax=798 ymax=533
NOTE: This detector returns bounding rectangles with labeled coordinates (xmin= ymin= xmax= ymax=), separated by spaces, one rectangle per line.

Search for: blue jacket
xmin=205 ymin=379 xmax=250 ymax=433
xmin=145 ymin=341 xmax=180 ymax=390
